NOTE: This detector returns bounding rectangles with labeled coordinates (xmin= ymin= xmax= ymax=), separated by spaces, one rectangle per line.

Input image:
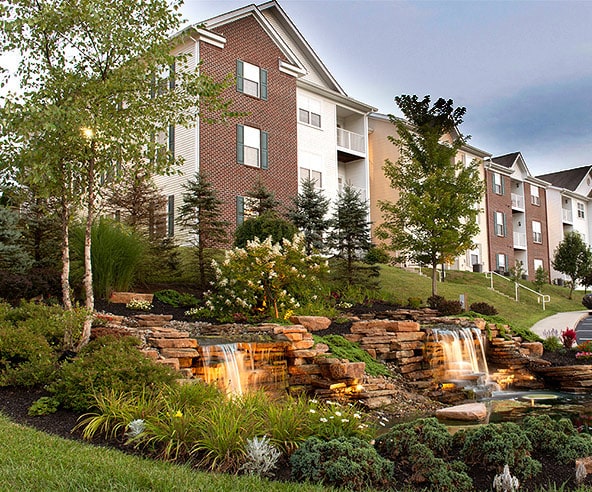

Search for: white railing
xmin=485 ymin=271 xmax=550 ymax=310
xmin=563 ymin=208 xmax=573 ymax=223
xmin=336 ymin=128 xmax=365 ymax=154
xmin=513 ymin=231 xmax=527 ymax=249
xmin=511 ymin=193 xmax=525 ymax=210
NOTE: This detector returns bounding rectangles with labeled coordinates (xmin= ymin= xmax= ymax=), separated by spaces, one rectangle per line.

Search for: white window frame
xmin=493 ymin=172 xmax=503 ymax=195
xmin=578 ymin=202 xmax=585 ymax=219
xmin=300 ymin=167 xmax=322 ymax=189
xmin=496 ymin=253 xmax=507 ymax=273
xmin=530 ymin=185 xmax=540 ymax=206
xmin=533 ymin=258 xmax=544 ymax=272
xmin=495 ymin=211 xmax=505 ymax=237
xmin=298 ymin=96 xmax=322 ymax=128
xmin=532 ymin=220 xmax=542 ymax=244
xmin=236 ymin=60 xmax=267 ymax=100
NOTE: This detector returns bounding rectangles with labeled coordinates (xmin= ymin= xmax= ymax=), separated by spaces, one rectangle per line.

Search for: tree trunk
xmin=60 ymin=196 xmax=72 ymax=311
xmin=78 ymin=146 xmax=95 ymax=350
xmin=431 ymin=256 xmax=438 ymax=297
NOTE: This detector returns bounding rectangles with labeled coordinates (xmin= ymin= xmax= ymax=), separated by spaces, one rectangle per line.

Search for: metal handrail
xmin=485 ymin=271 xmax=551 ymax=310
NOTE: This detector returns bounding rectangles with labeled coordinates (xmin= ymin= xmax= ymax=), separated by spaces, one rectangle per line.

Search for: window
xmin=494 ymin=211 xmax=506 ymax=237
xmin=532 ymin=220 xmax=542 ymax=243
xmin=578 ymin=202 xmax=585 ymax=219
xmin=236 ymin=60 xmax=267 ymax=100
xmin=236 ymin=196 xmax=259 ymax=225
xmin=237 ymin=125 xmax=268 ymax=169
xmin=534 ymin=258 xmax=544 ymax=272
xmin=530 ymin=185 xmax=540 ymax=206
xmin=493 ymin=172 xmax=504 ymax=195
xmin=167 ymin=195 xmax=174 ymax=237
xmin=300 ymin=167 xmax=322 ymax=188
xmin=298 ymin=96 xmax=322 ymax=128
xmin=496 ymin=253 xmax=507 ymax=273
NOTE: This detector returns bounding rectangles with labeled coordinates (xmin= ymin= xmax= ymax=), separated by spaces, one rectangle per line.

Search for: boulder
xmin=108 ymin=292 xmax=154 ymax=304
xmin=436 ymin=402 xmax=488 ymax=422
xmin=289 ymin=316 xmax=332 ymax=332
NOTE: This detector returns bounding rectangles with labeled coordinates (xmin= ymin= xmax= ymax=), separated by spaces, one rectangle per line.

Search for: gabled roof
xmin=492 ymin=152 xmax=520 ymax=169
xmin=537 ymin=165 xmax=592 ymax=192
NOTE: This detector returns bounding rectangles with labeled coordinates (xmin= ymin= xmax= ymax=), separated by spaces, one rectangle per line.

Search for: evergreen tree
xmin=234 ymin=211 xmax=297 ymax=249
xmin=288 ymin=177 xmax=330 ymax=254
xmin=328 ymin=183 xmax=373 ymax=285
xmin=552 ymin=231 xmax=592 ymax=299
xmin=177 ymin=172 xmax=228 ymax=288
xmin=0 ymin=205 xmax=33 ymax=274
xmin=378 ymin=95 xmax=484 ymax=296
xmin=245 ymin=180 xmax=280 ymax=216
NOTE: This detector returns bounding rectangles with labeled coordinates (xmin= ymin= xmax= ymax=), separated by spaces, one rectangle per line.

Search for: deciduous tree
xmin=0 ymin=0 xmax=237 ymax=347
xmin=377 ymin=95 xmax=484 ymax=296
xmin=552 ymin=231 xmax=592 ymax=299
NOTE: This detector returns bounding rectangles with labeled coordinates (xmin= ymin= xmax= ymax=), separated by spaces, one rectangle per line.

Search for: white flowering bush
xmin=204 ymin=234 xmax=328 ymax=320
xmin=126 ymin=298 xmax=153 ymax=311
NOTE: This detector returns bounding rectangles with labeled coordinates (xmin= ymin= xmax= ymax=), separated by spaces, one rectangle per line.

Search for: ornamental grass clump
xmin=203 ymin=234 xmax=328 ymax=320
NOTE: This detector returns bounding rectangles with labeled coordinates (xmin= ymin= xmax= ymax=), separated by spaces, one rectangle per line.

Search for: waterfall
xmin=197 ymin=341 xmax=288 ymax=396
xmin=432 ymin=326 xmax=489 ymax=382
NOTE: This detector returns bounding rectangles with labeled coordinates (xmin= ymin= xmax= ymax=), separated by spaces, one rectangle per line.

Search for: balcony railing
xmin=511 ymin=193 xmax=525 ymax=210
xmin=563 ymin=208 xmax=573 ymax=223
xmin=337 ymin=128 xmax=365 ymax=154
xmin=513 ymin=232 xmax=527 ymax=249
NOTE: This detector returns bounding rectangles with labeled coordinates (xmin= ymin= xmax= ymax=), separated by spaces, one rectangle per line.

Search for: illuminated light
xmin=81 ymin=127 xmax=95 ymax=139
xmin=441 ymin=383 xmax=456 ymax=390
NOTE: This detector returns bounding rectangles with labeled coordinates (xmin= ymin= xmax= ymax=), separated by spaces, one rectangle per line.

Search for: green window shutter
xmin=501 ymin=176 xmax=505 ymax=195
xmin=236 ymin=60 xmax=244 ymax=93
xmin=260 ymin=131 xmax=269 ymax=169
xmin=167 ymin=195 xmax=175 ymax=237
xmin=495 ymin=254 xmax=500 ymax=271
xmin=260 ymin=68 xmax=268 ymax=100
xmin=168 ymin=125 xmax=175 ymax=163
xmin=502 ymin=213 xmax=507 ymax=237
xmin=237 ymin=125 xmax=244 ymax=164
xmin=236 ymin=196 xmax=245 ymax=225
xmin=169 ymin=62 xmax=176 ymax=90
xmin=493 ymin=212 xmax=498 ymax=232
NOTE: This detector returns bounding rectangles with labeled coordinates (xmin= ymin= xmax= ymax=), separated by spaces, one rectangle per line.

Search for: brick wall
xmin=199 ymin=16 xmax=298 ymax=240
xmin=526 ymin=183 xmax=550 ymax=277
xmin=485 ymin=170 xmax=514 ymax=271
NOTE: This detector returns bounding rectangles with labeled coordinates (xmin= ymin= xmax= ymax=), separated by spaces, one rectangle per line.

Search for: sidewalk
xmin=529 ymin=310 xmax=590 ymax=339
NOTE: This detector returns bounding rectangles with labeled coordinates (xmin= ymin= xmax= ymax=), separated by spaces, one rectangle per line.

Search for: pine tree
xmin=328 ymin=183 xmax=373 ymax=286
xmin=245 ymin=180 xmax=280 ymax=216
xmin=177 ymin=172 xmax=228 ymax=288
xmin=288 ymin=177 xmax=331 ymax=254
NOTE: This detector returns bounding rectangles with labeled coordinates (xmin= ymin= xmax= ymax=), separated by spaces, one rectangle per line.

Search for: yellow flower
xmin=174 ymin=410 xmax=183 ymax=418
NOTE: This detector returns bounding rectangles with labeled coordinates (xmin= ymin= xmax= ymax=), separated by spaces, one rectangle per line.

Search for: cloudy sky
xmin=182 ymin=0 xmax=592 ymax=176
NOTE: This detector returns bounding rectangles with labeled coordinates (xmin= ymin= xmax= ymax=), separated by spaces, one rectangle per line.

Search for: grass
xmin=0 ymin=414 xmax=330 ymax=492
xmin=376 ymin=265 xmax=586 ymax=333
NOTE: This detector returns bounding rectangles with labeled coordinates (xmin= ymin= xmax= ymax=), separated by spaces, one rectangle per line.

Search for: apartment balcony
xmin=337 ymin=127 xmax=366 ymax=162
xmin=513 ymin=231 xmax=527 ymax=250
xmin=562 ymin=208 xmax=573 ymax=224
xmin=511 ymin=193 xmax=525 ymax=211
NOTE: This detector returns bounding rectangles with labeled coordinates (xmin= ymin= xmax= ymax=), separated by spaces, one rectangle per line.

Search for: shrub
xmin=561 ymin=328 xmax=577 ymax=349
xmin=543 ymin=336 xmax=564 ymax=353
xmin=427 ymin=295 xmax=445 ymax=309
xmin=454 ymin=422 xmax=541 ymax=480
xmin=374 ymin=417 xmax=472 ymax=491
xmin=290 ymin=436 xmax=393 ymax=491
xmin=439 ymin=299 xmax=464 ymax=316
xmin=28 ymin=396 xmax=60 ymax=416
xmin=234 ymin=212 xmax=297 ymax=249
xmin=154 ymin=289 xmax=198 ymax=308
xmin=48 ymin=335 xmax=178 ymax=412
xmin=523 ymin=415 xmax=592 ymax=464
xmin=0 ymin=325 xmax=57 ymax=387
xmin=469 ymin=302 xmax=498 ymax=316
xmin=407 ymin=296 xmax=422 ymax=309
xmin=240 ymin=436 xmax=281 ymax=477
xmin=577 ymin=340 xmax=592 ymax=353
xmin=364 ymin=246 xmax=390 ymax=265
xmin=205 ymin=234 xmax=328 ymax=320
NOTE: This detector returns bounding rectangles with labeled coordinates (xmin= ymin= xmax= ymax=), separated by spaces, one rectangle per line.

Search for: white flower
xmin=320 ymin=417 xmax=328 ymax=423
xmin=335 ymin=411 xmax=342 ymax=417
xmin=341 ymin=419 xmax=349 ymax=423
xmin=309 ymin=409 xmax=316 ymax=414
xmin=309 ymin=399 xmax=318 ymax=404
xmin=354 ymin=413 xmax=361 ymax=419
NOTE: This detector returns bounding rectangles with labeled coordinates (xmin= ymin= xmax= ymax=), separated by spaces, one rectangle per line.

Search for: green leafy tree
xmin=177 ymin=172 xmax=228 ymax=289
xmin=288 ymin=177 xmax=331 ymax=254
xmin=552 ymin=231 xmax=592 ymax=299
xmin=533 ymin=266 xmax=548 ymax=293
xmin=0 ymin=0 xmax=236 ymax=347
xmin=377 ymin=95 xmax=484 ymax=296
xmin=328 ymin=183 xmax=372 ymax=285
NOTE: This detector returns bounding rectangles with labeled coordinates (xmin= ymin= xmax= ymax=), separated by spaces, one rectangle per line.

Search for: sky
xmin=180 ymin=0 xmax=592 ymax=176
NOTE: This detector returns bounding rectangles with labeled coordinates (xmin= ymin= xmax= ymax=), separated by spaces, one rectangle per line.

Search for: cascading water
xmin=196 ymin=341 xmax=288 ymax=396
xmin=428 ymin=326 xmax=498 ymax=398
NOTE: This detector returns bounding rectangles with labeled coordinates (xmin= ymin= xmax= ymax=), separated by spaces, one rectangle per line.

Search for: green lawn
xmin=377 ymin=265 xmax=586 ymax=333
xmin=0 ymin=415 xmax=329 ymax=492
